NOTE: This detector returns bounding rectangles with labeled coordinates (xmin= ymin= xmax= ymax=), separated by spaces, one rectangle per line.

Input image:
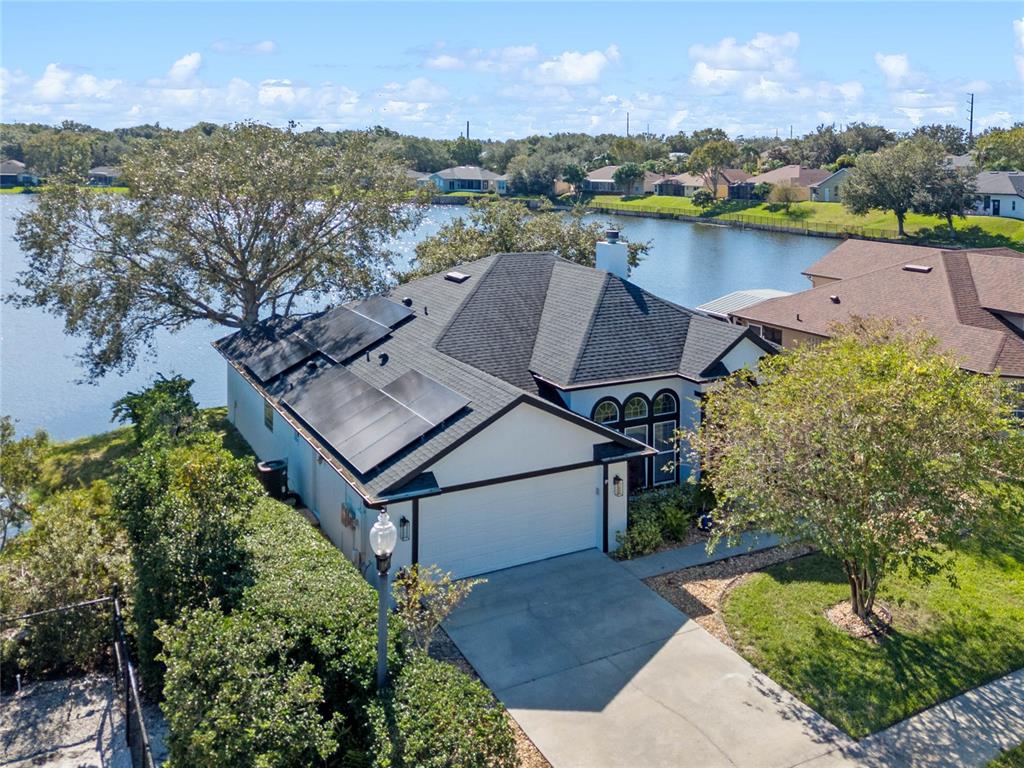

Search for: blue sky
xmin=2 ymin=2 xmax=1021 ymax=138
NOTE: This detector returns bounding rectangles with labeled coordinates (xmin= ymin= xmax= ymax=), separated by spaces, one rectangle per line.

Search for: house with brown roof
xmin=654 ymin=169 xmax=750 ymax=198
xmin=582 ymin=165 xmax=665 ymax=196
xmin=728 ymin=240 xmax=1024 ymax=381
xmin=732 ymin=164 xmax=833 ymax=201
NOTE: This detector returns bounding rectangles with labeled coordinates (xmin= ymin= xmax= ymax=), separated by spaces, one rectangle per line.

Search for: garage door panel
xmin=419 ymin=469 xmax=601 ymax=578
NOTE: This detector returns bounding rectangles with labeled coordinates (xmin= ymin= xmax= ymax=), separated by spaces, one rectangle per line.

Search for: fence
xmin=588 ymin=203 xmax=906 ymax=242
xmin=0 ymin=593 xmax=158 ymax=768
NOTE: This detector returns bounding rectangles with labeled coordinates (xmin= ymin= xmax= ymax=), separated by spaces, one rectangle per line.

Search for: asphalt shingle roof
xmin=217 ymin=251 xmax=758 ymax=501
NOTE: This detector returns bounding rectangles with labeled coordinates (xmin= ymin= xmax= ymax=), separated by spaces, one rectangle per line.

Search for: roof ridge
xmin=567 ymin=271 xmax=612 ymax=383
xmin=431 ymin=254 xmax=502 ymax=347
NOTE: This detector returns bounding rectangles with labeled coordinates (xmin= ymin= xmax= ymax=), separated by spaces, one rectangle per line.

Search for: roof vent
xmin=605 ymin=229 xmax=620 ymax=243
xmin=444 ymin=271 xmax=470 ymax=284
xmin=401 ymin=296 xmax=413 ymax=307
xmin=902 ymin=264 xmax=933 ymax=274
xmin=830 ymin=295 xmax=840 ymax=304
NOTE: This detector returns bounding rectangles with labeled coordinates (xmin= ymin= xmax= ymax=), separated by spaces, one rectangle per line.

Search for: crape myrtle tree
xmin=689 ymin=320 xmax=1024 ymax=620
xmin=11 ymin=122 xmax=422 ymax=379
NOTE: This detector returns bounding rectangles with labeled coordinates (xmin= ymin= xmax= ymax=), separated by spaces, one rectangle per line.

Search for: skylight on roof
xmin=902 ymin=264 xmax=933 ymax=273
xmin=444 ymin=271 xmax=471 ymax=284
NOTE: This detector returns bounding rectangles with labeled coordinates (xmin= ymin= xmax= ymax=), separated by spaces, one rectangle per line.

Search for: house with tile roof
xmin=732 ymin=164 xmax=834 ymax=201
xmin=215 ymin=234 xmax=773 ymax=579
xmin=653 ymin=169 xmax=750 ymax=198
xmin=728 ymin=240 xmax=1024 ymax=382
xmin=972 ymin=171 xmax=1024 ymax=219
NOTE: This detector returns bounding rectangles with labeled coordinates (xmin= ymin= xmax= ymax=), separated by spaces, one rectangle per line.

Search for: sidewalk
xmin=619 ymin=530 xmax=782 ymax=579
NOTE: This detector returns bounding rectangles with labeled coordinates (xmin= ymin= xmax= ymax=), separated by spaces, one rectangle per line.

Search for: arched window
xmin=652 ymin=391 xmax=678 ymax=416
xmin=592 ymin=399 xmax=620 ymax=425
xmin=623 ymin=395 xmax=648 ymax=421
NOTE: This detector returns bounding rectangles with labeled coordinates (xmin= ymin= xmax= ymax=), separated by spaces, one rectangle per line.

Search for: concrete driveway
xmin=445 ymin=550 xmax=859 ymax=768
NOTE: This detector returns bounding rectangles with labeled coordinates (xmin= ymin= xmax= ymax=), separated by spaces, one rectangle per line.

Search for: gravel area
xmin=431 ymin=628 xmax=552 ymax=768
xmin=645 ymin=543 xmax=815 ymax=646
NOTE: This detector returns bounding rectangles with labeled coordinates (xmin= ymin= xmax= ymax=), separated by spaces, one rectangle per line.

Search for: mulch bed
xmin=645 ymin=543 xmax=816 ymax=646
xmin=430 ymin=628 xmax=552 ymax=768
xmin=824 ymin=600 xmax=894 ymax=642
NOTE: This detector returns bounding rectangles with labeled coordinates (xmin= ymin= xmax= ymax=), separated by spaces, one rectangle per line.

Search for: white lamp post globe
xmin=369 ymin=511 xmax=398 ymax=558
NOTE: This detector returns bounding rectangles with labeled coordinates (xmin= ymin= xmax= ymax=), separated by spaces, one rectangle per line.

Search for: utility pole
xmin=626 ymin=112 xmax=630 ymax=137
xmin=790 ymin=125 xmax=793 ymax=140
xmin=466 ymin=120 xmax=469 ymax=140
xmin=966 ymin=93 xmax=974 ymax=146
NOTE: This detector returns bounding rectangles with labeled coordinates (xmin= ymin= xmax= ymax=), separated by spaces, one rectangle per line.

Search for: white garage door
xmin=418 ymin=467 xmax=602 ymax=578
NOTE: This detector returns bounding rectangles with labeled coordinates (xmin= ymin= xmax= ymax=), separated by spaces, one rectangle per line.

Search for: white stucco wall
xmin=973 ymin=194 xmax=1024 ymax=220
xmin=720 ymin=337 xmax=769 ymax=375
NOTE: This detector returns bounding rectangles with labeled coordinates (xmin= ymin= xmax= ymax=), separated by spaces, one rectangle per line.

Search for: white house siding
xmin=720 ymin=337 xmax=769 ymax=374
xmin=972 ymin=195 xmax=1024 ymax=220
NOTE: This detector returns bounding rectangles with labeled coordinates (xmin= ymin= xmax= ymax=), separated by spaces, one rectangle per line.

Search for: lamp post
xmin=369 ymin=510 xmax=398 ymax=691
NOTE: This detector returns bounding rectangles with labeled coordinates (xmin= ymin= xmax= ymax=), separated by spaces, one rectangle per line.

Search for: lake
xmin=0 ymin=195 xmax=835 ymax=440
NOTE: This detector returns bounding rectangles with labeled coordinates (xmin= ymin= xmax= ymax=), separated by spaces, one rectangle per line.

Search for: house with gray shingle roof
xmin=972 ymin=171 xmax=1024 ymax=219
xmin=215 ymin=236 xmax=773 ymax=580
xmin=427 ymin=165 xmax=508 ymax=194
xmin=0 ymin=159 xmax=39 ymax=188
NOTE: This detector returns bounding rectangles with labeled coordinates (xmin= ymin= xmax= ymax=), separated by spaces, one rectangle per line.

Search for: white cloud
xmin=33 ymin=63 xmax=72 ymax=101
xmin=978 ymin=110 xmax=1013 ymax=129
xmin=529 ymin=45 xmax=619 ymax=85
xmin=0 ymin=67 xmax=29 ymax=98
xmin=425 ymin=54 xmax=463 ymax=70
xmin=874 ymin=53 xmax=910 ymax=86
xmin=258 ymin=78 xmax=303 ymax=106
xmin=379 ymin=77 xmax=447 ymax=102
xmin=1014 ymin=17 xmax=1024 ymax=48
xmin=690 ymin=32 xmax=799 ymax=72
xmin=211 ymin=39 xmax=277 ymax=55
xmin=666 ymin=109 xmax=690 ymax=132
xmin=690 ymin=61 xmax=745 ymax=89
xmin=167 ymin=52 xmax=202 ymax=83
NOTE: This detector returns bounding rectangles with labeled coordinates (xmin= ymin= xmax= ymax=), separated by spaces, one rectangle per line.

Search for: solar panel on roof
xmin=351 ymin=296 xmax=414 ymax=328
xmin=297 ymin=306 xmax=391 ymax=363
xmin=245 ymin=334 xmax=317 ymax=382
xmin=381 ymin=369 xmax=469 ymax=426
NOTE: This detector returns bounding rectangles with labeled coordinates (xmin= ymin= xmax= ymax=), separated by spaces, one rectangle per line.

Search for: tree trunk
xmin=842 ymin=560 xmax=878 ymax=620
xmin=946 ymin=214 xmax=955 ymax=235
xmin=896 ymin=212 xmax=906 ymax=237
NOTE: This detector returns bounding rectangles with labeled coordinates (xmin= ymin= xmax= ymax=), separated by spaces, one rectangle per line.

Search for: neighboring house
xmin=696 ymin=288 xmax=792 ymax=321
xmin=729 ymin=240 xmax=1024 ymax=383
xmin=216 ymin=236 xmax=773 ymax=579
xmin=405 ymin=168 xmax=429 ymax=185
xmin=972 ymin=171 xmax=1024 ymax=219
xmin=733 ymin=165 xmax=833 ymax=201
xmin=427 ymin=165 xmax=507 ymax=194
xmin=87 ymin=166 xmax=121 ymax=186
xmin=0 ymin=159 xmax=39 ymax=188
xmin=582 ymin=165 xmax=665 ymax=196
xmin=809 ymin=167 xmax=851 ymax=202
xmin=653 ymin=169 xmax=750 ymax=198
xmin=946 ymin=153 xmax=976 ymax=169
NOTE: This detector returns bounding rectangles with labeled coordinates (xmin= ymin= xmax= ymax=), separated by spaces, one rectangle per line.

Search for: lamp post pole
xmin=369 ymin=510 xmax=398 ymax=691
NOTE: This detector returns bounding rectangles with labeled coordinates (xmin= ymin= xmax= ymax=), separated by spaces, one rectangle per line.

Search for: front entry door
xmin=993 ymin=199 xmax=1001 ymax=216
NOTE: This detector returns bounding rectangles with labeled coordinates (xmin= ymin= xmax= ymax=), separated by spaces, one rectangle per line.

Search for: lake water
xmin=0 ymin=195 xmax=835 ymax=440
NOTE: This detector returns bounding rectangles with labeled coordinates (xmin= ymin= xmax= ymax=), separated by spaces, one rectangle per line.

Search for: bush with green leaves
xmin=0 ymin=415 xmax=49 ymax=551
xmin=0 ymin=482 xmax=132 ymax=680
xmin=158 ymin=498 xmax=386 ymax=766
xmin=368 ymin=651 xmax=518 ymax=768
xmin=392 ymin=564 xmax=483 ymax=653
xmin=115 ymin=437 xmax=262 ymax=687
xmin=691 ymin=188 xmax=715 ymax=209
xmin=112 ymin=374 xmax=200 ymax=446
xmin=614 ymin=483 xmax=712 ymax=559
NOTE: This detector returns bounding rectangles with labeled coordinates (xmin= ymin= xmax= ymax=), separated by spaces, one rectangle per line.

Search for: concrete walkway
xmin=620 ymin=530 xmax=781 ymax=579
xmin=446 ymin=550 xmax=1024 ymax=768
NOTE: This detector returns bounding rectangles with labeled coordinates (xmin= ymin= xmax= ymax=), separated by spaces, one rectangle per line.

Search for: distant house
xmin=427 ymin=165 xmax=507 ymax=194
xmin=972 ymin=171 xmax=1024 ymax=220
xmin=405 ymin=168 xmax=429 ymax=184
xmin=809 ymin=167 xmax=851 ymax=202
xmin=696 ymin=288 xmax=793 ymax=321
xmin=733 ymin=165 xmax=832 ymax=201
xmin=0 ymin=159 xmax=39 ymax=188
xmin=88 ymin=166 xmax=121 ymax=186
xmin=655 ymin=169 xmax=750 ymax=198
xmin=729 ymin=240 xmax=1024 ymax=383
xmin=581 ymin=165 xmax=665 ymax=196
xmin=946 ymin=153 xmax=975 ymax=169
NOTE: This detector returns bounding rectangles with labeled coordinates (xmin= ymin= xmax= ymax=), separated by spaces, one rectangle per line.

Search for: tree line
xmin=4 ymin=119 xmax=1022 ymax=194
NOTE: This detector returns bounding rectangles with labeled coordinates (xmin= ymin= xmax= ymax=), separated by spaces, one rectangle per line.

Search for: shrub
xmin=0 ymin=415 xmax=49 ymax=551
xmin=368 ymin=651 xmax=518 ymax=768
xmin=392 ymin=564 xmax=484 ymax=653
xmin=115 ymin=439 xmax=262 ymax=688
xmin=691 ymin=188 xmax=715 ymax=208
xmin=112 ymin=374 xmax=200 ymax=446
xmin=0 ymin=482 xmax=132 ymax=680
xmin=752 ymin=182 xmax=774 ymax=200
xmin=614 ymin=513 xmax=663 ymax=559
xmin=614 ymin=483 xmax=716 ymax=559
xmin=160 ymin=603 xmax=341 ymax=768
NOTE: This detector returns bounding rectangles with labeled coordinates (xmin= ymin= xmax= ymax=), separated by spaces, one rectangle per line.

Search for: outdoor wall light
xmin=399 ymin=515 xmax=410 ymax=541
xmin=613 ymin=475 xmax=624 ymax=497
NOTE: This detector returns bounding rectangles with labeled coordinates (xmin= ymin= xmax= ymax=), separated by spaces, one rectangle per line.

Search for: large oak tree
xmin=690 ymin=320 xmax=1024 ymax=620
xmin=11 ymin=122 xmax=422 ymax=378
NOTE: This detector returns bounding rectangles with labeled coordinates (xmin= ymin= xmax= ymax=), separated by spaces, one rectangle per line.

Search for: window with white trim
xmin=624 ymin=396 xmax=648 ymax=421
xmin=593 ymin=400 xmax=620 ymax=425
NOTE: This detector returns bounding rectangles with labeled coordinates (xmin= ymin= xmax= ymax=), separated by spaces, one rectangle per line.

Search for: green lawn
xmin=37 ymin=407 xmax=252 ymax=497
xmin=990 ymin=743 xmax=1024 ymax=767
xmin=721 ymin=534 xmax=1024 ymax=738
xmin=588 ymin=195 xmax=1024 ymax=250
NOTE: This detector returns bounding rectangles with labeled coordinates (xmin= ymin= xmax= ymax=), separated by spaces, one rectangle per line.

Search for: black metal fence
xmin=0 ymin=594 xmax=158 ymax=768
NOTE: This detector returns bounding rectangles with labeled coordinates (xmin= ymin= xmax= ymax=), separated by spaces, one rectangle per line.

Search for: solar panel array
xmin=282 ymin=366 xmax=468 ymax=474
xmin=237 ymin=298 xmax=413 ymax=382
